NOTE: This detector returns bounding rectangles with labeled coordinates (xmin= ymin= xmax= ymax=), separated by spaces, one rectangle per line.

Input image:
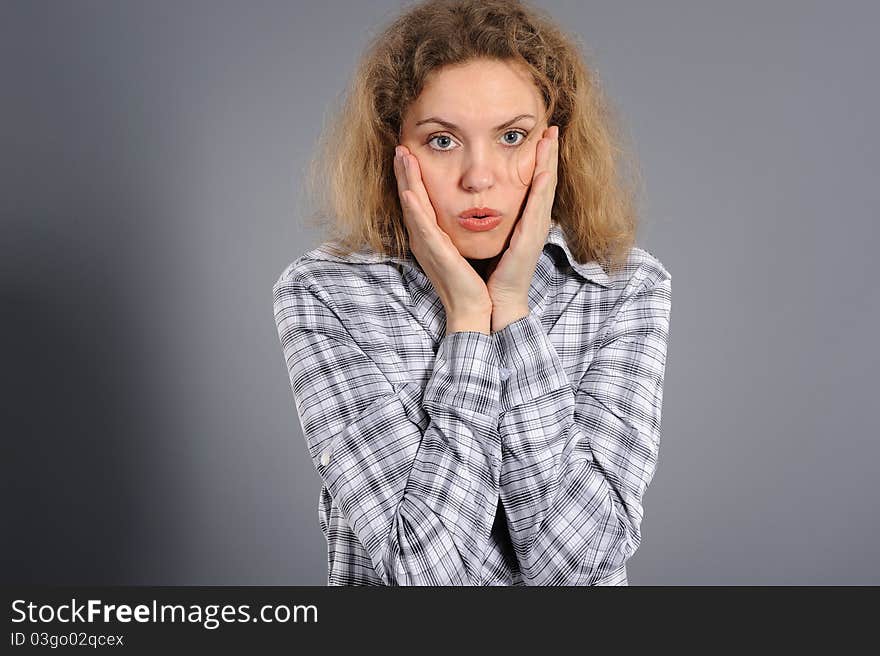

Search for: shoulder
xmin=273 ymin=242 xmax=402 ymax=309
xmin=605 ymin=245 xmax=671 ymax=296
xmin=594 ymin=246 xmax=672 ymax=333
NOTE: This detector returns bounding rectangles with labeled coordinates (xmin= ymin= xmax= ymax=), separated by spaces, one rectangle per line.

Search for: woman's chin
xmin=452 ymin=228 xmax=511 ymax=261
xmin=460 ymin=243 xmax=504 ymax=261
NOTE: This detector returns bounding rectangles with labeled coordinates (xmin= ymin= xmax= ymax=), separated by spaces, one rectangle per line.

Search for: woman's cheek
xmin=515 ymin=145 xmax=538 ymax=187
xmin=417 ymin=169 xmax=445 ymax=224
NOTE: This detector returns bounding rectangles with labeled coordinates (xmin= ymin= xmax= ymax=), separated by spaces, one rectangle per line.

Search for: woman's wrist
xmin=446 ymin=314 xmax=491 ymax=336
xmin=491 ymin=304 xmax=531 ymax=333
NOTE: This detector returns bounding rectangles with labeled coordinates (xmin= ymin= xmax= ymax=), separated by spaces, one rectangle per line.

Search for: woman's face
xmin=399 ymin=58 xmax=548 ymax=261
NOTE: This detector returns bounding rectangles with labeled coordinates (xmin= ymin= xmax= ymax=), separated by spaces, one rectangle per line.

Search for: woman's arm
xmin=494 ymin=268 xmax=672 ymax=585
xmin=273 ymin=272 xmax=502 ymax=586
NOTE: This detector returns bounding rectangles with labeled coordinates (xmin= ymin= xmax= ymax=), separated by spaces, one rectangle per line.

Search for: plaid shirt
xmin=273 ymin=220 xmax=672 ymax=586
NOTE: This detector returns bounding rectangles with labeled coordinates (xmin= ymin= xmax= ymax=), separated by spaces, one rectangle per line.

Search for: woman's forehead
xmin=421 ymin=58 xmax=536 ymax=92
xmin=409 ymin=60 xmax=544 ymax=123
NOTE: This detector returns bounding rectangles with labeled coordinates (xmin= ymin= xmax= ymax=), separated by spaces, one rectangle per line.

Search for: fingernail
xmin=395 ymin=146 xmax=402 ymax=157
xmin=403 ymin=155 xmax=408 ymax=170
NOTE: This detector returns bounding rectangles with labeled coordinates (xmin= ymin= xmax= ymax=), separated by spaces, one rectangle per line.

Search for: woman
xmin=273 ymin=0 xmax=671 ymax=585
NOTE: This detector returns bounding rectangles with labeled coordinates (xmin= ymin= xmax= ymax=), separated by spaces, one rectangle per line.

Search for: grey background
xmin=2 ymin=0 xmax=877 ymax=585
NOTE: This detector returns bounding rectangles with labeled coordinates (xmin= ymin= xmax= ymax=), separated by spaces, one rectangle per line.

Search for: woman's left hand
xmin=487 ymin=125 xmax=559 ymax=332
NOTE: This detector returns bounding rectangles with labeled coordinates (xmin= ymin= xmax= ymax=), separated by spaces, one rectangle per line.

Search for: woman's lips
xmin=457 ymin=215 xmax=502 ymax=232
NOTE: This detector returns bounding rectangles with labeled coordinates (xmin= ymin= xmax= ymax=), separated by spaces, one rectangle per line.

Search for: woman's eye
xmin=428 ymin=135 xmax=455 ymax=151
xmin=426 ymin=130 xmax=528 ymax=152
xmin=502 ymin=130 xmax=527 ymax=146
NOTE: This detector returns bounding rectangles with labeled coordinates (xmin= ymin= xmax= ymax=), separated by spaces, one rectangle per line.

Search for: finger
xmin=399 ymin=149 xmax=434 ymax=218
xmin=535 ymin=128 xmax=553 ymax=177
xmin=532 ymin=128 xmax=558 ymax=191
xmin=512 ymin=127 xmax=556 ymax=247
xmin=401 ymin=191 xmax=427 ymax=251
xmin=393 ymin=149 xmax=426 ymax=239
xmin=394 ymin=146 xmax=426 ymax=229
xmin=396 ymin=158 xmax=446 ymax=263
xmin=393 ymin=147 xmax=411 ymax=204
xmin=533 ymin=133 xmax=551 ymax=182
xmin=517 ymin=171 xmax=547 ymax=240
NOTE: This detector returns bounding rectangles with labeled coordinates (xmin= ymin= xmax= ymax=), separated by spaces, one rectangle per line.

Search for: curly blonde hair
xmin=302 ymin=0 xmax=642 ymax=275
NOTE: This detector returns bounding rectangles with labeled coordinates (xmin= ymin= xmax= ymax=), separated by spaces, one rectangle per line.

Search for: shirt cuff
xmin=423 ymin=330 xmax=503 ymax=420
xmin=493 ymin=313 xmax=571 ymax=413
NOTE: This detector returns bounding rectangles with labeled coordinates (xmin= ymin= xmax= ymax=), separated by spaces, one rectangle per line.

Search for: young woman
xmin=273 ymin=0 xmax=672 ymax=585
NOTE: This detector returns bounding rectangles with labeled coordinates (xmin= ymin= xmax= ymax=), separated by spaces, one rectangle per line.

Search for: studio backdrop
xmin=2 ymin=0 xmax=878 ymax=585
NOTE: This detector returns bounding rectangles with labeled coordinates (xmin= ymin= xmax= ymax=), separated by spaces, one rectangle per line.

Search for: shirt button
xmin=499 ymin=367 xmax=512 ymax=381
xmin=320 ymin=449 xmax=331 ymax=466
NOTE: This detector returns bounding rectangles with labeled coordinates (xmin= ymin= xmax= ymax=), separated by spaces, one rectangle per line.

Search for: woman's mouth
xmin=458 ymin=206 xmax=503 ymax=232
xmin=457 ymin=214 xmax=502 ymax=232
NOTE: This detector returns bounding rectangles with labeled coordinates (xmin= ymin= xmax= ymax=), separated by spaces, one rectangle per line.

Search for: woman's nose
xmin=460 ymin=152 xmax=496 ymax=192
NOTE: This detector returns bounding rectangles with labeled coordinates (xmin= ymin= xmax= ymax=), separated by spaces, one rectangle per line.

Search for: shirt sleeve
xmin=273 ymin=272 xmax=503 ymax=586
xmin=493 ymin=271 xmax=672 ymax=585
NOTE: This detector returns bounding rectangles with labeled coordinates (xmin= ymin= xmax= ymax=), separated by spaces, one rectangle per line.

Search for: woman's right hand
xmin=393 ymin=145 xmax=493 ymax=334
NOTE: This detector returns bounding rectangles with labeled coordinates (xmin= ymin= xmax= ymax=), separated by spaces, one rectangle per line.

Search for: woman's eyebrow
xmin=415 ymin=113 xmax=536 ymax=131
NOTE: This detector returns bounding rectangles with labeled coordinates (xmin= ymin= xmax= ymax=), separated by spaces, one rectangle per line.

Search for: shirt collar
xmin=542 ymin=220 xmax=611 ymax=287
xmin=310 ymin=220 xmax=611 ymax=288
